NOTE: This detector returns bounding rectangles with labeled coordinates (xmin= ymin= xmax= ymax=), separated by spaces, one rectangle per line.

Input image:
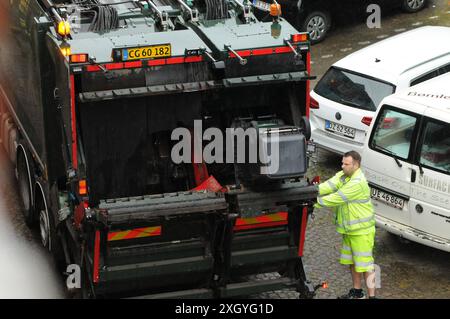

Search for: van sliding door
xmin=410 ymin=116 xmax=450 ymax=240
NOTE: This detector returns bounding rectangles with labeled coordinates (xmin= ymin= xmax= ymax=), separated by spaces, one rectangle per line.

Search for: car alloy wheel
xmin=403 ymin=0 xmax=426 ymax=12
xmin=307 ymin=15 xmax=327 ymax=42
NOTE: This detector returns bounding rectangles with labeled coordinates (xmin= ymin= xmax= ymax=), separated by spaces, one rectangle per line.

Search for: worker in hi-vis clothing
xmin=314 ymin=151 xmax=376 ymax=299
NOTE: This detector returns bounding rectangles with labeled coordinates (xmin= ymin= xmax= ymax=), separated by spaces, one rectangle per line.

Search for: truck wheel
xmin=300 ymin=11 xmax=331 ymax=44
xmin=8 ymin=127 xmax=18 ymax=164
xmin=2 ymin=117 xmax=14 ymax=157
xmin=17 ymin=150 xmax=35 ymax=227
xmin=0 ymin=113 xmax=9 ymax=145
xmin=35 ymin=182 xmax=65 ymax=270
xmin=401 ymin=0 xmax=426 ymax=13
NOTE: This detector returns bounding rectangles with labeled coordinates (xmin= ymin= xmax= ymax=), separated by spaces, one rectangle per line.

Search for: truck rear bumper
xmin=84 ymin=182 xmax=317 ymax=298
xmin=94 ymin=244 xmax=300 ymax=298
xmin=130 ymin=277 xmax=297 ymax=299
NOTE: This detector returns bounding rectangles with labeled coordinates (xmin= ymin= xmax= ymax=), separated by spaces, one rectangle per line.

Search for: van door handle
xmin=411 ymin=169 xmax=416 ymax=183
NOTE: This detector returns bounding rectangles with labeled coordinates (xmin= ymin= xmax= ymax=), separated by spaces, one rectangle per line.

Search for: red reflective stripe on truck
xmin=86 ymin=65 xmax=100 ymax=72
xmin=234 ymin=212 xmax=288 ymax=231
xmin=93 ymin=230 xmax=101 ymax=283
xmin=148 ymin=59 xmax=166 ymax=66
xmin=252 ymin=48 xmax=275 ymax=56
xmin=124 ymin=61 xmax=142 ymax=68
xmin=274 ymin=46 xmax=291 ymax=54
xmin=228 ymin=46 xmax=293 ymax=59
xmin=298 ymin=207 xmax=308 ymax=257
xmin=105 ymin=63 xmax=124 ymax=70
xmin=229 ymin=50 xmax=251 ymax=58
xmin=184 ymin=56 xmax=203 ymax=63
xmin=85 ymin=56 xmax=203 ymax=72
xmin=70 ymin=75 xmax=77 ymax=169
xmin=166 ymin=57 xmax=185 ymax=65
xmin=306 ymin=52 xmax=311 ymax=118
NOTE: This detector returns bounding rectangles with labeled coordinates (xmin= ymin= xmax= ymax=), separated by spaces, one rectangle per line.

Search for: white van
xmin=310 ymin=26 xmax=450 ymax=155
xmin=362 ymin=73 xmax=450 ymax=252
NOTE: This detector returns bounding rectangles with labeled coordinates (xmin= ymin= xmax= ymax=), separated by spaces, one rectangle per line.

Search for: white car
xmin=309 ymin=26 xmax=450 ymax=155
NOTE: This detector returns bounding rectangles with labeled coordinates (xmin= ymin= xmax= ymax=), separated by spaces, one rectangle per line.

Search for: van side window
xmin=411 ymin=63 xmax=450 ymax=87
xmin=438 ymin=63 xmax=450 ymax=76
xmin=419 ymin=120 xmax=450 ymax=174
xmin=411 ymin=70 xmax=440 ymax=87
xmin=370 ymin=108 xmax=418 ymax=160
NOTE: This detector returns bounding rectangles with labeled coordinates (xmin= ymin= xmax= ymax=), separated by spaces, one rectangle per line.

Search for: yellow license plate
xmin=122 ymin=44 xmax=171 ymax=61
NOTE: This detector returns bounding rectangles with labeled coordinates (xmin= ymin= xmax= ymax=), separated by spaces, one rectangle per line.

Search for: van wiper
xmin=339 ymin=98 xmax=362 ymax=108
xmin=374 ymin=144 xmax=403 ymax=168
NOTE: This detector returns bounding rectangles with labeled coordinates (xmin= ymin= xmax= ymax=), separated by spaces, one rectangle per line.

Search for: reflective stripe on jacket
xmin=314 ymin=168 xmax=375 ymax=235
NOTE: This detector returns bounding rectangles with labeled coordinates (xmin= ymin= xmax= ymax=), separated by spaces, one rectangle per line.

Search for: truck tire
xmin=17 ymin=149 xmax=35 ymax=227
xmin=300 ymin=11 xmax=331 ymax=44
xmin=2 ymin=117 xmax=14 ymax=156
xmin=8 ymin=127 xmax=18 ymax=164
xmin=0 ymin=113 xmax=9 ymax=145
xmin=401 ymin=0 xmax=427 ymax=13
xmin=35 ymin=182 xmax=65 ymax=270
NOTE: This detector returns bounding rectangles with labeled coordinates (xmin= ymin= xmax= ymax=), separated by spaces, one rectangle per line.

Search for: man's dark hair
xmin=344 ymin=151 xmax=361 ymax=166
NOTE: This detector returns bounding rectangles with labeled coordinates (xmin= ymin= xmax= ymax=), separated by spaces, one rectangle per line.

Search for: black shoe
xmin=338 ymin=288 xmax=366 ymax=299
xmin=368 ymin=296 xmax=377 ymax=299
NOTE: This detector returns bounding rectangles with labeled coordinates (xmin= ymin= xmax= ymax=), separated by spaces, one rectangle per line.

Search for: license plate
xmin=122 ymin=44 xmax=171 ymax=61
xmin=325 ymin=120 xmax=356 ymax=139
xmin=370 ymin=188 xmax=405 ymax=210
xmin=252 ymin=0 xmax=271 ymax=11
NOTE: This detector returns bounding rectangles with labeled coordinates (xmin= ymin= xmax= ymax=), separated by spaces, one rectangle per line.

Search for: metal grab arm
xmin=225 ymin=45 xmax=248 ymax=66
xmin=177 ymin=0 xmax=199 ymax=22
xmin=230 ymin=0 xmax=252 ymax=23
xmin=144 ymin=0 xmax=170 ymax=30
xmin=284 ymin=38 xmax=301 ymax=58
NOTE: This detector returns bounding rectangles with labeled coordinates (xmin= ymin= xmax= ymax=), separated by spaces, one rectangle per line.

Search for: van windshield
xmin=314 ymin=67 xmax=395 ymax=111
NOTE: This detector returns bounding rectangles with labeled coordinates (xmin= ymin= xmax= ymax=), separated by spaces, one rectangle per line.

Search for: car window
xmin=314 ymin=67 xmax=395 ymax=111
xmin=370 ymin=108 xmax=418 ymax=160
xmin=419 ymin=119 xmax=450 ymax=175
xmin=438 ymin=63 xmax=450 ymax=75
xmin=410 ymin=69 xmax=440 ymax=87
xmin=410 ymin=63 xmax=450 ymax=87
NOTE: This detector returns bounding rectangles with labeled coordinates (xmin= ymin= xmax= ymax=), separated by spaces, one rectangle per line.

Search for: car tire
xmin=401 ymin=0 xmax=427 ymax=13
xmin=300 ymin=11 xmax=331 ymax=44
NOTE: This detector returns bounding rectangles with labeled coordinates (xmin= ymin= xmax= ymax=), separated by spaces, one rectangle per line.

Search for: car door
xmin=410 ymin=111 xmax=450 ymax=240
xmin=363 ymin=104 xmax=424 ymax=226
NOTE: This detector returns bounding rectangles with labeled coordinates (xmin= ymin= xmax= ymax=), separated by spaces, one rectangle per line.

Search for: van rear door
xmin=363 ymin=103 xmax=424 ymax=227
xmin=410 ymin=110 xmax=450 ymax=241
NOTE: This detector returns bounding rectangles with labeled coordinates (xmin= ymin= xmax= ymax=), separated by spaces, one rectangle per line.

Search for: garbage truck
xmin=0 ymin=0 xmax=319 ymax=298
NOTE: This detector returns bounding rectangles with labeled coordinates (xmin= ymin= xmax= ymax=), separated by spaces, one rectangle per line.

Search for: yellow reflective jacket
xmin=314 ymin=168 xmax=375 ymax=235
